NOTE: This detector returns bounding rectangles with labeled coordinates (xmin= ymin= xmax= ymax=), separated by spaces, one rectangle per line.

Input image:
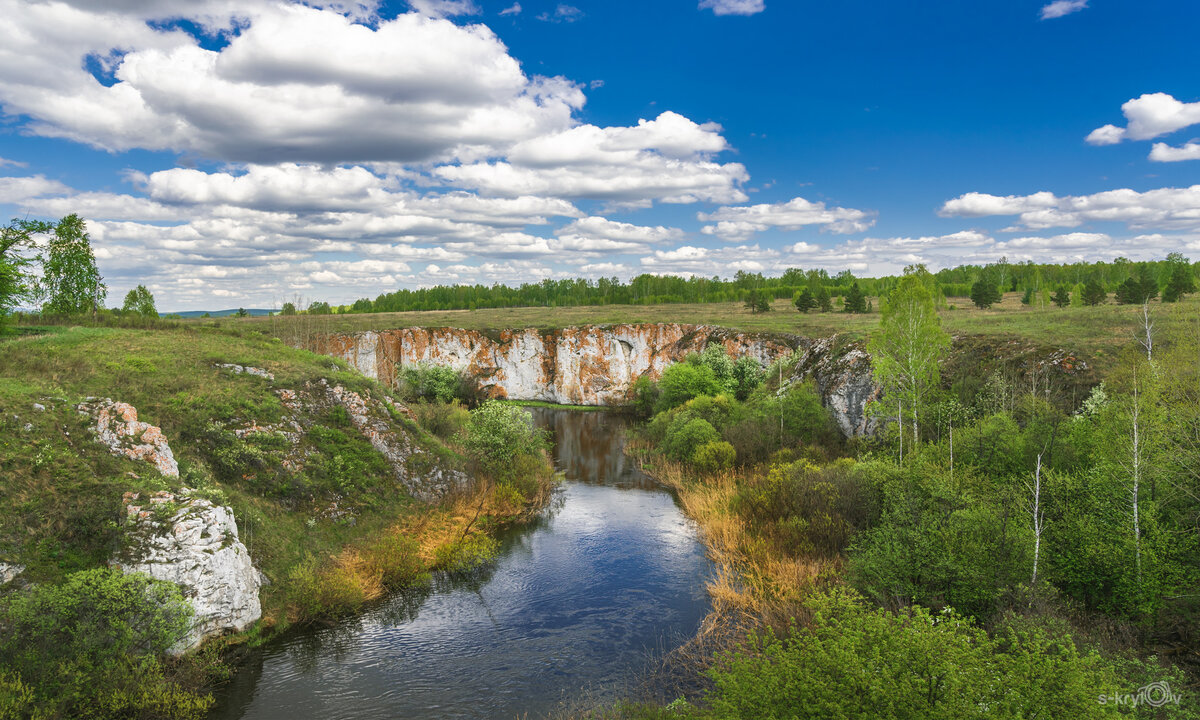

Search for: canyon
xmin=314 ymin=323 xmax=881 ymax=437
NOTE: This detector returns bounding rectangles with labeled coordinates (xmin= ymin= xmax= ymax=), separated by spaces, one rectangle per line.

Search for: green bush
xmin=398 ymin=364 xmax=475 ymax=404
xmin=0 ymin=568 xmax=210 ymax=719
xmin=706 ymin=588 xmax=1124 ymax=720
xmin=410 ymin=399 xmax=470 ymax=439
xmin=731 ymin=355 xmax=765 ymax=400
xmin=285 ymin=555 xmax=367 ymax=620
xmin=459 ymin=400 xmax=549 ymax=483
xmin=434 ymin=534 xmax=499 ymax=575
xmin=662 ymin=418 xmax=720 ymax=462
xmin=733 ymin=459 xmax=875 ymax=556
xmin=359 ymin=533 xmax=429 ymax=589
xmin=692 ymin=440 xmax=736 ymax=472
xmin=655 ymin=361 xmax=724 ymax=413
xmin=847 ymin=463 xmax=1032 ymax=618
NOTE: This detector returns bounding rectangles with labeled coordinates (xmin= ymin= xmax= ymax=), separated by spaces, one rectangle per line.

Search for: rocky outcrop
xmin=215 ymin=363 xmax=275 ymax=381
xmin=318 ymin=324 xmax=797 ymax=406
xmin=0 ymin=562 xmax=24 ymax=585
xmin=312 ymin=324 xmax=882 ymax=438
xmin=119 ymin=491 xmax=262 ymax=653
xmin=325 ymin=383 xmax=469 ymax=502
xmin=80 ymin=398 xmax=179 ymax=478
xmin=790 ymin=337 xmax=881 ymax=437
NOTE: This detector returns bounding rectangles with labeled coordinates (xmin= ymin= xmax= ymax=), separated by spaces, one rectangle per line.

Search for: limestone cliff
xmin=313 ymin=324 xmax=881 ymax=438
xmin=119 ymin=491 xmax=262 ymax=654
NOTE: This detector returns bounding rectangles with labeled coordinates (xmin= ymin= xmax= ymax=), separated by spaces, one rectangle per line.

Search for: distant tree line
xmin=328 ymin=256 xmax=1197 ymax=315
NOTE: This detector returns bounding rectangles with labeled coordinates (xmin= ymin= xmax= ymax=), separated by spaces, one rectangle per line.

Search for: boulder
xmin=119 ymin=491 xmax=262 ymax=653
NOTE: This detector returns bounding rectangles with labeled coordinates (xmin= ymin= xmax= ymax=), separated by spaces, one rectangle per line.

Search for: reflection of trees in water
xmin=528 ymin=409 xmax=656 ymax=490
xmin=287 ymin=615 xmax=368 ymax=671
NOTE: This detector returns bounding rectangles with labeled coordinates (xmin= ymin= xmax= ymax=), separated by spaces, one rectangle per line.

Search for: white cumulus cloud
xmin=1039 ymin=0 xmax=1088 ymax=20
xmin=940 ymin=185 xmax=1200 ymax=231
xmin=699 ymin=0 xmax=765 ymax=17
xmin=1086 ymin=92 xmax=1200 ymax=148
xmin=698 ymin=196 xmax=876 ymax=241
xmin=0 ymin=2 xmax=583 ymax=164
xmin=1150 ymin=142 xmax=1200 ymax=162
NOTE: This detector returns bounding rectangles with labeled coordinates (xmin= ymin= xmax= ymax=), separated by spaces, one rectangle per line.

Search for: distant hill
xmin=173 ymin=308 xmax=274 ymax=318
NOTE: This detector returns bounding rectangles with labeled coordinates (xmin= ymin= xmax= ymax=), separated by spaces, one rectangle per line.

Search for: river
xmin=211 ymin=408 xmax=712 ymax=720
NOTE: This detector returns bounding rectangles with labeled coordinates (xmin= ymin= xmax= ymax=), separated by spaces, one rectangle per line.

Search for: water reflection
xmin=211 ymin=410 xmax=711 ymax=720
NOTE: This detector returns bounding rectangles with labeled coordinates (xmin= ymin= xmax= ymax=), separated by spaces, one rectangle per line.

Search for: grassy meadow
xmin=223 ymin=292 xmax=1200 ymax=371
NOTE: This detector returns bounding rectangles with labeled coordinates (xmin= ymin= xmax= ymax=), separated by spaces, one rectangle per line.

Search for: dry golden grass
xmin=624 ymin=437 xmax=842 ymax=702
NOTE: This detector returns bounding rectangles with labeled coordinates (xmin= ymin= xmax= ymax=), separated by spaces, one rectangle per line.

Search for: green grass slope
xmin=0 ymin=325 xmax=459 ymax=616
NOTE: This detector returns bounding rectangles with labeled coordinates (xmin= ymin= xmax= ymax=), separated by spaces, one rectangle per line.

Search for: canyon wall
xmin=314 ymin=324 xmax=881 ymax=437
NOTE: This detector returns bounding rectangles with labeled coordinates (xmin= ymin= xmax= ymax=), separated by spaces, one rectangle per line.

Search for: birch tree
xmin=868 ymin=270 xmax=951 ymax=444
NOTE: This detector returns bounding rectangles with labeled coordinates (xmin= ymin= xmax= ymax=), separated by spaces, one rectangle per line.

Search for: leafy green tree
xmin=459 ymin=400 xmax=549 ymax=483
xmin=0 ymin=218 xmax=52 ymax=326
xmin=655 ymin=360 xmax=725 ymax=413
xmin=398 ymin=364 xmax=470 ymax=404
xmin=868 ymin=271 xmax=951 ymax=443
xmin=121 ymin=284 xmax=158 ymax=316
xmin=810 ymin=279 xmax=833 ymax=312
xmin=307 ymin=301 xmax=331 ymax=315
xmin=234 ymin=307 xmax=249 ymax=318
xmin=280 ymin=301 xmax=297 ymax=316
xmin=663 ymin=417 xmax=721 ymax=461
xmin=731 ymin=355 xmax=765 ymax=400
xmin=1116 ymin=265 xmax=1159 ymax=304
xmin=744 ymin=289 xmax=771 ymax=313
xmin=969 ymin=279 xmax=1002 ymax=309
xmin=843 ymin=282 xmax=867 ymax=313
xmin=1161 ymin=253 xmax=1195 ymax=302
xmin=1082 ymin=279 xmax=1107 ymax=306
xmin=41 ymin=214 xmax=106 ymax=316
xmin=793 ymin=287 xmax=817 ymax=313
xmin=1052 ymin=285 xmax=1071 ymax=308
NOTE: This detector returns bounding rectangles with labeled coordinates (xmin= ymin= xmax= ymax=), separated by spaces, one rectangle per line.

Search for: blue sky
xmin=1 ymin=0 xmax=1198 ymax=310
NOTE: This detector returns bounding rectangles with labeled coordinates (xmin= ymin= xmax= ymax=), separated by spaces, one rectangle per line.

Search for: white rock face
xmin=791 ymin=337 xmax=882 ymax=437
xmin=0 ymin=562 xmax=24 ymax=585
xmin=80 ymin=399 xmax=179 ymax=478
xmin=315 ymin=323 xmax=881 ymax=437
xmin=119 ymin=491 xmax=262 ymax=653
xmin=320 ymin=324 xmax=797 ymax=406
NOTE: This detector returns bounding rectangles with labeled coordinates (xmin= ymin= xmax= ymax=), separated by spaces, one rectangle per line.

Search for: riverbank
xmin=0 ymin=325 xmax=556 ymax=718
xmin=210 ymin=410 xmax=712 ymax=720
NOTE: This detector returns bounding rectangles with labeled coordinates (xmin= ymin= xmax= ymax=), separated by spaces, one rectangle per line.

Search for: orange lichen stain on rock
xmin=316 ymin=323 xmax=799 ymax=405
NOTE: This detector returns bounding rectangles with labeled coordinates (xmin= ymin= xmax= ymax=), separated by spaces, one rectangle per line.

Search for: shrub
xmin=693 ymin=440 xmax=736 ymax=472
xmin=398 ymin=364 xmax=475 ymax=404
xmin=733 ymin=459 xmax=875 ymax=557
xmin=731 ymin=355 xmax=764 ymax=400
xmin=410 ymin=399 xmax=470 ymax=439
xmin=358 ymin=533 xmax=429 ymax=589
xmin=629 ymin=374 xmax=660 ymax=418
xmin=655 ymin=361 xmax=724 ymax=413
xmin=434 ymin=534 xmax=499 ymax=575
xmin=707 ymin=588 xmax=1123 ymax=720
xmin=285 ymin=555 xmax=368 ymax=620
xmin=459 ymin=400 xmax=550 ymax=483
xmin=662 ymin=418 xmax=720 ymax=462
xmin=0 ymin=568 xmax=209 ymax=719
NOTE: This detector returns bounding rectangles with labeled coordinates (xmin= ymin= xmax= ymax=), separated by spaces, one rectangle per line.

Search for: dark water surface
xmin=211 ymin=409 xmax=712 ymax=720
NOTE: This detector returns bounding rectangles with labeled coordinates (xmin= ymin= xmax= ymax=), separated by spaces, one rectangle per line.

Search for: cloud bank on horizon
xmin=0 ymin=0 xmax=1197 ymax=310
